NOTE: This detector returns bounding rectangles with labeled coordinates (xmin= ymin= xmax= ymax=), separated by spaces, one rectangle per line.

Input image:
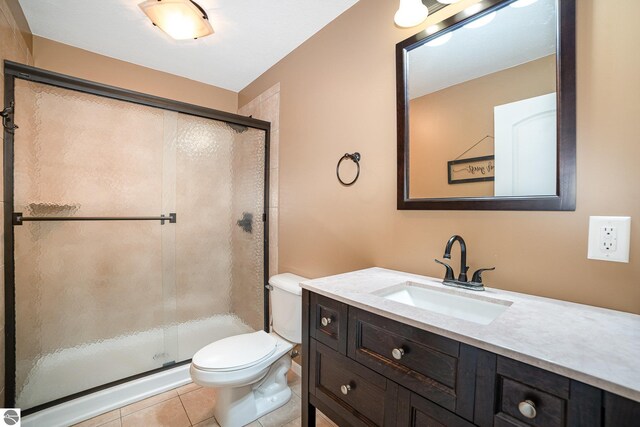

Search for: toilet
xmin=190 ymin=273 xmax=307 ymax=427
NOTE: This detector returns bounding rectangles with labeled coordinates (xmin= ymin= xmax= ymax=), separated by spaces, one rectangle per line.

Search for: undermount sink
xmin=373 ymin=281 xmax=512 ymax=325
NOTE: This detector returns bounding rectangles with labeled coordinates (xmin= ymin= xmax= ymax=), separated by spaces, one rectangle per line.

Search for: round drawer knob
xmin=392 ymin=347 xmax=405 ymax=360
xmin=518 ymin=400 xmax=537 ymax=419
xmin=321 ymin=316 xmax=332 ymax=327
xmin=340 ymin=384 xmax=351 ymax=395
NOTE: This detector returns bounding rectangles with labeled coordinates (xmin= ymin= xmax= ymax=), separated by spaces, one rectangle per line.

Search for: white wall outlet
xmin=588 ymin=216 xmax=631 ymax=263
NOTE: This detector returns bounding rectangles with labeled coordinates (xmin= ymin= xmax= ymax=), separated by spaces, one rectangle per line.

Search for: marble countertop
xmin=300 ymin=267 xmax=640 ymax=402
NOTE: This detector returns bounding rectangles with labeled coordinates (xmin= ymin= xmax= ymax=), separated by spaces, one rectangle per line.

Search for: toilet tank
xmin=269 ymin=273 xmax=308 ymax=344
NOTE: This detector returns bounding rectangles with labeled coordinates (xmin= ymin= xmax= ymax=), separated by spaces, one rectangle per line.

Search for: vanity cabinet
xmin=301 ymin=290 xmax=640 ymax=427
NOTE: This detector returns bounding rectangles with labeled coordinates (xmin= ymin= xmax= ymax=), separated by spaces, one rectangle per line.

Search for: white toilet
xmin=189 ymin=273 xmax=307 ymax=427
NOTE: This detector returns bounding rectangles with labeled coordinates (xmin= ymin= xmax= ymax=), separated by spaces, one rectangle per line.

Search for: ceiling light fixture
xmin=394 ymin=0 xmax=429 ymax=28
xmin=436 ymin=0 xmax=462 ymax=4
xmin=139 ymin=0 xmax=214 ymax=40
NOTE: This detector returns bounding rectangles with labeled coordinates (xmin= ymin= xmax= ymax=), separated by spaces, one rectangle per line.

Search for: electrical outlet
xmin=599 ymin=225 xmax=617 ymax=253
xmin=588 ymin=216 xmax=631 ymax=263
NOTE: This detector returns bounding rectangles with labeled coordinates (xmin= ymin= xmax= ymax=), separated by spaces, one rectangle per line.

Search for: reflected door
xmin=494 ymin=93 xmax=557 ymax=196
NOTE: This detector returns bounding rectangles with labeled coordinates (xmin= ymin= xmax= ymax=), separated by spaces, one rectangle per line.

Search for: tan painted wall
xmin=409 ymin=55 xmax=556 ymax=198
xmin=239 ymin=0 xmax=640 ymax=314
xmin=32 ymin=36 xmax=238 ymax=113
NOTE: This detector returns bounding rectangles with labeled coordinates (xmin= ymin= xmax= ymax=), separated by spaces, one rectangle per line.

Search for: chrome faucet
xmin=434 ymin=235 xmax=494 ymax=291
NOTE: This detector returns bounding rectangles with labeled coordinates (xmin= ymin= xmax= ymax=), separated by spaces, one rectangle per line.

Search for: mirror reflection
xmin=408 ymin=0 xmax=557 ymax=199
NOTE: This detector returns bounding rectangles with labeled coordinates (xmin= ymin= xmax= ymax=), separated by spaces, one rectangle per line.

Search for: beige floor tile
xmin=278 ymin=411 xmax=336 ymax=427
xmin=287 ymin=370 xmax=301 ymax=398
xmin=71 ymin=409 xmax=120 ymax=427
xmin=317 ymin=412 xmax=338 ymax=427
xmin=280 ymin=417 xmax=301 ymax=427
xmin=121 ymin=397 xmax=190 ymax=427
xmin=192 ymin=417 xmax=220 ymax=427
xmin=175 ymin=381 xmax=202 ymax=395
xmin=99 ymin=420 xmax=122 ymax=427
xmin=120 ymin=389 xmax=179 ymax=417
xmin=257 ymin=393 xmax=301 ymax=427
xmin=179 ymin=386 xmax=217 ymax=425
xmin=193 ymin=418 xmax=220 ymax=427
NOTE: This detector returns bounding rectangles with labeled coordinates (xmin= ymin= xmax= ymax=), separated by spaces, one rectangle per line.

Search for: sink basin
xmin=373 ymin=281 xmax=511 ymax=325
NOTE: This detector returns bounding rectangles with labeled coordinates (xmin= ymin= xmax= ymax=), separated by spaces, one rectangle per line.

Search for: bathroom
xmin=0 ymin=0 xmax=640 ymax=426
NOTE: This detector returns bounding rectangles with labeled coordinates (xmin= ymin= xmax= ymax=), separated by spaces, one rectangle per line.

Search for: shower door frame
xmin=2 ymin=60 xmax=271 ymax=412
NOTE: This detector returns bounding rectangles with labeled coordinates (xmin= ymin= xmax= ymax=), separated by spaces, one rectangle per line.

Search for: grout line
xmin=177 ymin=393 xmax=194 ymax=426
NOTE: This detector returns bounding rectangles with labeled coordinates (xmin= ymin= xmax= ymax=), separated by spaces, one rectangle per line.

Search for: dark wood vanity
xmin=301 ymin=291 xmax=640 ymax=427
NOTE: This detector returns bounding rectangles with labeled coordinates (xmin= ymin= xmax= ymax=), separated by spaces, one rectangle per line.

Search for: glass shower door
xmin=12 ymin=80 xmax=178 ymax=410
xmin=8 ymin=73 xmax=268 ymax=412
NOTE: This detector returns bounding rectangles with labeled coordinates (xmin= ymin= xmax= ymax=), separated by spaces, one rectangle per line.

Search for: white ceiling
xmin=19 ymin=0 xmax=360 ymax=92
xmin=408 ymin=0 xmax=556 ymax=99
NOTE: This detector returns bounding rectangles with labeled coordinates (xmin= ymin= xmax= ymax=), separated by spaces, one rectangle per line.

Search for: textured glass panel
xmin=13 ymin=80 xmax=170 ymax=409
xmin=174 ymin=115 xmax=265 ymax=360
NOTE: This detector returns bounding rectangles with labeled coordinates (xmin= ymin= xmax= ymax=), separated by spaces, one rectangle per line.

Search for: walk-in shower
xmin=2 ymin=62 xmax=270 ymax=415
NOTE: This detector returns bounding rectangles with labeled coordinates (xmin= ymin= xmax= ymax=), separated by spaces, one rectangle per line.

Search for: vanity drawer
xmin=310 ymin=293 xmax=348 ymax=353
xmin=310 ymin=339 xmax=398 ymax=426
xmin=493 ymin=356 xmax=601 ymax=427
xmin=348 ymin=307 xmax=471 ymax=414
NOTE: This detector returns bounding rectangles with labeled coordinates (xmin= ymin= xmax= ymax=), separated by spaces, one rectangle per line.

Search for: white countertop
xmin=300 ymin=267 xmax=640 ymax=402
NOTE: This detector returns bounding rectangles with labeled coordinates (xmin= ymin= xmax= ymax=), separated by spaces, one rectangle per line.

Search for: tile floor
xmin=71 ymin=370 xmax=336 ymax=427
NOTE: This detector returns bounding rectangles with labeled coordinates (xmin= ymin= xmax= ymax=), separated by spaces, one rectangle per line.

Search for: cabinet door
xmin=604 ymin=392 xmax=640 ymax=427
xmin=396 ymin=387 xmax=475 ymax=427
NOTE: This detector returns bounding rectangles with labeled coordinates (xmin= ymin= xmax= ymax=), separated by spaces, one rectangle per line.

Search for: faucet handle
xmin=434 ymin=259 xmax=455 ymax=281
xmin=471 ymin=267 xmax=495 ymax=284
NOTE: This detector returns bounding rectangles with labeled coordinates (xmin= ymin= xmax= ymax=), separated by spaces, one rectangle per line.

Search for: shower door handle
xmin=13 ymin=212 xmax=177 ymax=225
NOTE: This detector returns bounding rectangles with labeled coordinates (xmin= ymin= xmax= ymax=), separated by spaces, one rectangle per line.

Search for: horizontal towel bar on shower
xmin=12 ymin=212 xmax=177 ymax=226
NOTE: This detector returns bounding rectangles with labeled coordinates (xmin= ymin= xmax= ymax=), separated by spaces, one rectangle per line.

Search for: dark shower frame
xmin=2 ymin=60 xmax=271 ymax=413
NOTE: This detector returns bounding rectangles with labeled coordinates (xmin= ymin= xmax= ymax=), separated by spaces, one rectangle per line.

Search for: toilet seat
xmin=192 ymin=330 xmax=277 ymax=372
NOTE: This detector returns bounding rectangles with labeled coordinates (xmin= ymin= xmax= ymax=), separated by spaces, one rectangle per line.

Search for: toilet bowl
xmin=189 ymin=273 xmax=307 ymax=427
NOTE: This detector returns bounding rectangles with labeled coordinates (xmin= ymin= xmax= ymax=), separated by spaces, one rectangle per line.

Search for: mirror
xmin=397 ymin=0 xmax=575 ymax=210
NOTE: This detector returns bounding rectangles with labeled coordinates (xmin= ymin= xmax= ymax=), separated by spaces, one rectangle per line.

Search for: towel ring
xmin=336 ymin=152 xmax=361 ymax=186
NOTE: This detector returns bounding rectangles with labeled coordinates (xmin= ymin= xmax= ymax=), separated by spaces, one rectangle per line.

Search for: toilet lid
xmin=192 ymin=330 xmax=278 ymax=371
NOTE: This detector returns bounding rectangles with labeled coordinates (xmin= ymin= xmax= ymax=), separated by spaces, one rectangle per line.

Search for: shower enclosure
xmin=2 ymin=62 xmax=270 ymax=413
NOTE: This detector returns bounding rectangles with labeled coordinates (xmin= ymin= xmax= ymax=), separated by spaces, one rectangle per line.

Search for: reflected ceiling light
xmin=436 ymin=0 xmax=462 ymax=3
xmin=394 ymin=0 xmax=429 ymax=28
xmin=463 ymin=11 xmax=497 ymax=29
xmin=139 ymin=0 xmax=214 ymax=40
xmin=426 ymin=32 xmax=453 ymax=47
xmin=511 ymin=0 xmax=539 ymax=7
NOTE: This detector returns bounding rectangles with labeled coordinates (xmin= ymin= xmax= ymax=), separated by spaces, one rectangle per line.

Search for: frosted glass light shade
xmin=394 ymin=0 xmax=429 ymax=28
xmin=436 ymin=0 xmax=462 ymax=3
xmin=139 ymin=0 xmax=214 ymax=40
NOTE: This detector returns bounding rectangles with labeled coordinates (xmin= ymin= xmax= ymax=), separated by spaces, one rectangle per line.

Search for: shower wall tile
xmin=259 ymin=93 xmax=280 ymax=132
xmin=270 ymin=130 xmax=279 ymax=170
xmin=269 ymin=168 xmax=279 ymax=208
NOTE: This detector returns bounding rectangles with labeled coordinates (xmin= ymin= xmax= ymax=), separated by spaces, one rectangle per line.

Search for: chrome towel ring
xmin=336 ymin=152 xmax=361 ymax=186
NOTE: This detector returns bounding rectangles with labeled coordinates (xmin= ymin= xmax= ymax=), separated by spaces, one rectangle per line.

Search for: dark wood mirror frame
xmin=396 ymin=0 xmax=576 ymax=211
